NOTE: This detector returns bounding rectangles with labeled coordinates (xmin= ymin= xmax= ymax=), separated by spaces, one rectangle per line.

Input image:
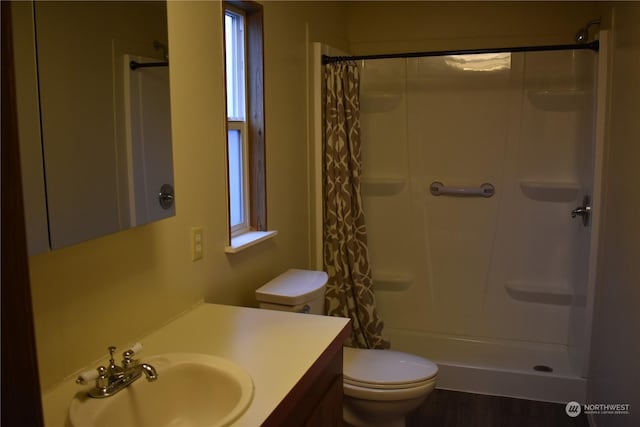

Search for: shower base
xmin=386 ymin=327 xmax=586 ymax=403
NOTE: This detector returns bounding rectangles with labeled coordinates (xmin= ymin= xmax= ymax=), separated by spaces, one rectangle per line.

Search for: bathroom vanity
xmin=262 ymin=320 xmax=347 ymax=427
xmin=40 ymin=303 xmax=351 ymax=426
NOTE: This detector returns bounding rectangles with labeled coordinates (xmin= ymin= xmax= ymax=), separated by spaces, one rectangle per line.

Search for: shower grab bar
xmin=429 ymin=181 xmax=495 ymax=198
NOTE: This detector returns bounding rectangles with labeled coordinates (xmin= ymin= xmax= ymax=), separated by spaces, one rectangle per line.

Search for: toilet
xmin=255 ymin=269 xmax=438 ymax=427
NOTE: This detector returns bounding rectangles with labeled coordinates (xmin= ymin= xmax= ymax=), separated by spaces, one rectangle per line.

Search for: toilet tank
xmin=255 ymin=269 xmax=328 ymax=314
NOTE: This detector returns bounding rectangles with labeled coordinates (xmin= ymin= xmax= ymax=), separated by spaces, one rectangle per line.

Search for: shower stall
xmin=312 ymin=32 xmax=608 ymax=403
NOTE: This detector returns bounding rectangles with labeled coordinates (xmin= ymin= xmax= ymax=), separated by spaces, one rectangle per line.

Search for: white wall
xmin=587 ymin=3 xmax=640 ymax=426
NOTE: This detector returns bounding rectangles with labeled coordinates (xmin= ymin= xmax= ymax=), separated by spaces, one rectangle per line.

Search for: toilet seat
xmin=344 ymin=376 xmax=433 ymax=390
xmin=343 ymin=347 xmax=438 ymax=390
xmin=343 ymin=377 xmax=437 ymax=401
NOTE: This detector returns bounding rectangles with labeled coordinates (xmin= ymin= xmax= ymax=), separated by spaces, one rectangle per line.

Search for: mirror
xmin=13 ymin=1 xmax=175 ymax=255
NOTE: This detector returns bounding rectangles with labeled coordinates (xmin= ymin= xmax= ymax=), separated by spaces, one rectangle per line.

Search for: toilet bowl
xmin=342 ymin=347 xmax=437 ymax=427
xmin=255 ymin=269 xmax=438 ymax=427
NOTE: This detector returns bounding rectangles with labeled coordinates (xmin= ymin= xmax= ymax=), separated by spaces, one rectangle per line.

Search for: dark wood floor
xmin=406 ymin=389 xmax=589 ymax=427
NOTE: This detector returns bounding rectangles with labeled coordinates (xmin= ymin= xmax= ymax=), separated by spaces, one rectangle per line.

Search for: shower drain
xmin=533 ymin=365 xmax=554 ymax=372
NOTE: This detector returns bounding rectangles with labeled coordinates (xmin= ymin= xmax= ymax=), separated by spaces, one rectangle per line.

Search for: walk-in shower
xmin=313 ymin=27 xmax=608 ymax=403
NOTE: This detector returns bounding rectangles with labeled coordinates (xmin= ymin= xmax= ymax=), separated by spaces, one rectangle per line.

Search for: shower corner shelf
xmin=362 ymin=178 xmax=406 ymax=197
xmin=526 ymin=89 xmax=586 ymax=111
xmin=519 ymin=181 xmax=579 ymax=202
xmin=505 ymin=281 xmax=573 ymax=306
xmin=373 ymin=274 xmax=413 ymax=291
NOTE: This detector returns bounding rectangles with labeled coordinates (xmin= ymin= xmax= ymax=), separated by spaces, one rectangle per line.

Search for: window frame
xmin=223 ymin=0 xmax=266 ymax=243
xmin=224 ymin=6 xmax=246 ymax=122
xmin=225 ymin=6 xmax=250 ymax=236
xmin=227 ymin=121 xmax=250 ymax=235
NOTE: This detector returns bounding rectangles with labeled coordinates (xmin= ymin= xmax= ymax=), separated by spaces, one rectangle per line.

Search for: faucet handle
xmin=76 ymin=368 xmax=99 ymax=385
xmin=95 ymin=366 xmax=109 ymax=388
xmin=122 ymin=342 xmax=143 ymax=367
xmin=128 ymin=342 xmax=143 ymax=354
xmin=76 ymin=365 xmax=107 ymax=385
xmin=76 ymin=345 xmax=119 ymax=385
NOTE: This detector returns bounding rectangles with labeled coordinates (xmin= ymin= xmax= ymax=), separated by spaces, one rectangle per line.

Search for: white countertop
xmin=41 ymin=303 xmax=350 ymax=426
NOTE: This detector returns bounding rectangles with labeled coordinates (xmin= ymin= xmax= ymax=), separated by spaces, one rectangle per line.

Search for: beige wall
xmin=588 ymin=3 xmax=640 ymax=426
xmin=347 ymin=1 xmax=603 ymax=54
xmin=28 ymin=0 xmax=349 ymax=391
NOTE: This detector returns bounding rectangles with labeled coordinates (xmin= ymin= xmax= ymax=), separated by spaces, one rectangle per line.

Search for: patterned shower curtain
xmin=322 ymin=61 xmax=389 ymax=350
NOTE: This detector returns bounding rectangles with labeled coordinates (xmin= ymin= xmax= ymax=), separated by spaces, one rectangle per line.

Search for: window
xmin=225 ymin=7 xmax=249 ymax=235
xmin=223 ymin=1 xmax=271 ymax=251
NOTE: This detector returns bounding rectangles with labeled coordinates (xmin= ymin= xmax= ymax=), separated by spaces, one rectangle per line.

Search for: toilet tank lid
xmin=255 ymin=269 xmax=328 ymax=306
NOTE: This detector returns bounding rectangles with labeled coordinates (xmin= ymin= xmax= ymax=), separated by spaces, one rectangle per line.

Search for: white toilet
xmin=255 ymin=269 xmax=438 ymax=427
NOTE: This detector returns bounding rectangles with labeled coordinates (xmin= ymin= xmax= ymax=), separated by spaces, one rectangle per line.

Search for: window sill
xmin=224 ymin=230 xmax=278 ymax=254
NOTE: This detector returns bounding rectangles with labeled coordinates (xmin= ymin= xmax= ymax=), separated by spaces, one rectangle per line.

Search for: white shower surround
xmin=311 ymin=33 xmax=608 ymax=403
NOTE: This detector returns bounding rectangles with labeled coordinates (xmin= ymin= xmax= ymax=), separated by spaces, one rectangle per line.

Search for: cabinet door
xmin=305 ymin=374 xmax=344 ymax=427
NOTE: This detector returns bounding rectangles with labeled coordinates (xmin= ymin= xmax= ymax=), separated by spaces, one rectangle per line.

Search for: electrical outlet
xmin=191 ymin=227 xmax=203 ymax=261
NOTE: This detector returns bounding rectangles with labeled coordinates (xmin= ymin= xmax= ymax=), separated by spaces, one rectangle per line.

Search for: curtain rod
xmin=321 ymin=40 xmax=599 ymax=64
xmin=130 ymin=60 xmax=169 ymax=71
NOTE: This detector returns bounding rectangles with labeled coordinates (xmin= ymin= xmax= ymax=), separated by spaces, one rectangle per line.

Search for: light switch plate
xmin=191 ymin=227 xmax=203 ymax=261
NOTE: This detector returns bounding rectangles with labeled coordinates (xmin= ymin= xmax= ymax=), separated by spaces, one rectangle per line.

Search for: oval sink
xmin=69 ymin=353 xmax=254 ymax=427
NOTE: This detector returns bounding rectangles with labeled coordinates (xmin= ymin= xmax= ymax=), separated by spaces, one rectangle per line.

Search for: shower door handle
xmin=571 ymin=195 xmax=591 ymax=226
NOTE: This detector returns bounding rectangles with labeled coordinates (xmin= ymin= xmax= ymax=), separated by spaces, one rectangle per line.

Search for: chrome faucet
xmin=76 ymin=344 xmax=158 ymax=398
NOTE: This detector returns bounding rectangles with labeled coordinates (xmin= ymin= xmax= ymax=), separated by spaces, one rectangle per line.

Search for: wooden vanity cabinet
xmin=262 ymin=322 xmax=351 ymax=427
xmin=303 ymin=371 xmax=344 ymax=427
